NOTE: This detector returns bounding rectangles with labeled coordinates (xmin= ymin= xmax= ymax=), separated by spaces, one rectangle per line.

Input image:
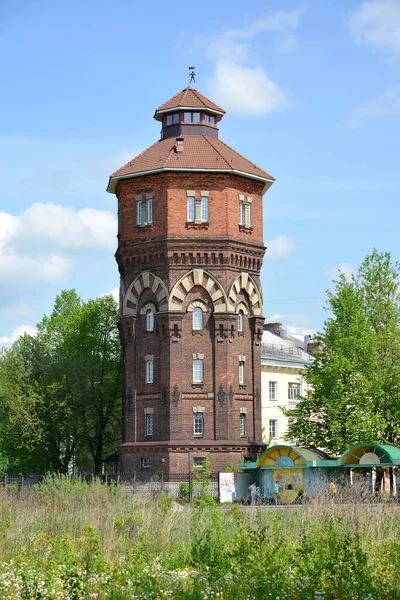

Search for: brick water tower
xmin=107 ymin=87 xmax=274 ymax=475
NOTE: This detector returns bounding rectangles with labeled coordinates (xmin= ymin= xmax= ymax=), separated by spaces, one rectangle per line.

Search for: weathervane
xmin=188 ymin=66 xmax=196 ymax=85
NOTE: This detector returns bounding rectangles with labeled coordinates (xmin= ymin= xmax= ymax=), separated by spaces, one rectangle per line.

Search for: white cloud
xmin=268 ymin=313 xmax=287 ymax=321
xmin=325 ymin=263 xmax=356 ymax=281
xmin=205 ymin=9 xmax=303 ymax=115
xmin=100 ymin=287 xmax=120 ymax=303
xmin=265 ymin=235 xmax=296 ymax=259
xmin=346 ymin=85 xmax=400 ymax=126
xmin=0 ymin=203 xmax=117 ymax=293
xmin=0 ymin=324 xmax=38 ymax=349
xmin=349 ymin=0 xmax=400 ymax=52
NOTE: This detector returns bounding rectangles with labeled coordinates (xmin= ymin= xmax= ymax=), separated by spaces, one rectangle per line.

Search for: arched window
xmin=237 ymin=310 xmax=244 ymax=332
xmin=193 ymin=307 xmax=203 ymax=330
xmin=146 ymin=309 xmax=154 ymax=332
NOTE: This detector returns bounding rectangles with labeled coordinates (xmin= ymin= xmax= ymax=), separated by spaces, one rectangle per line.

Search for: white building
xmin=261 ymin=323 xmax=313 ymax=445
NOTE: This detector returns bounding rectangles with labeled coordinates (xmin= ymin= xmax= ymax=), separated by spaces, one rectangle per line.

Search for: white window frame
xmin=269 ymin=419 xmax=277 ymax=439
xmin=269 ymin=381 xmax=277 ymax=400
xmin=146 ymin=309 xmax=154 ymax=332
xmin=147 ymin=198 xmax=153 ymax=224
xmin=193 ymin=359 xmax=203 ymax=383
xmin=239 ymin=199 xmax=244 ymax=225
xmin=141 ymin=458 xmax=151 ymax=470
xmin=145 ymin=413 xmax=154 ymax=437
xmin=192 ymin=307 xmax=203 ymax=330
xmin=146 ymin=360 xmax=154 ymax=384
xmin=194 ymin=412 xmax=204 ymax=435
xmin=137 ymin=200 xmax=142 ymax=225
xmin=187 ymin=196 xmax=195 ymax=222
xmin=240 ymin=413 xmax=246 ymax=436
xmin=244 ymin=203 xmax=252 ymax=227
xmin=239 ymin=360 xmax=245 ymax=385
xmin=288 ymin=382 xmax=301 ymax=400
xmin=237 ymin=310 xmax=243 ymax=332
xmin=201 ymin=196 xmax=208 ymax=222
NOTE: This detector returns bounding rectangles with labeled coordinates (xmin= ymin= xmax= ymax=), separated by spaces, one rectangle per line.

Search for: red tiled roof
xmin=108 ymin=136 xmax=274 ymax=193
xmin=154 ymin=88 xmax=225 ymax=116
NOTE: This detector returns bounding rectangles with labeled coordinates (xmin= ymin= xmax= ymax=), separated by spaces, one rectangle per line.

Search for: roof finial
xmin=188 ymin=66 xmax=196 ymax=86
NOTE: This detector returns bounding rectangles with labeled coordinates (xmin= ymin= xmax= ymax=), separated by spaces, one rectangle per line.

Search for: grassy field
xmin=0 ymin=477 xmax=399 ymax=599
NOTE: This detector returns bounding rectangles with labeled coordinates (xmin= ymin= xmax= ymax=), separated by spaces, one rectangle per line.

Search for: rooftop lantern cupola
xmin=154 ymin=87 xmax=225 ymax=140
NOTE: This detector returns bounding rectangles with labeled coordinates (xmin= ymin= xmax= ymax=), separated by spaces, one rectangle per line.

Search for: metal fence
xmin=0 ymin=472 xmax=220 ymax=501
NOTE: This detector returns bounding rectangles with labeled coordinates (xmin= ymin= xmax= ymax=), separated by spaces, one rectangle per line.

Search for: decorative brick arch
xmin=122 ymin=272 xmax=169 ymax=316
xmin=227 ymin=272 xmax=263 ymax=315
xmin=169 ymin=269 xmax=228 ymax=312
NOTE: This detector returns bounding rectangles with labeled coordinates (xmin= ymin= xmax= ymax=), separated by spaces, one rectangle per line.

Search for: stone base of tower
xmin=119 ymin=441 xmax=265 ymax=477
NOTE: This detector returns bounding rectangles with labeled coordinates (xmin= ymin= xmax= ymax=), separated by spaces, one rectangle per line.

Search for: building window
xmin=269 ymin=381 xmax=277 ymax=400
xmin=193 ymin=359 xmax=203 ymax=383
xmin=238 ymin=195 xmax=252 ymax=228
xmin=145 ymin=413 xmax=154 ymax=437
xmin=141 ymin=458 xmax=151 ymax=470
xmin=136 ymin=194 xmax=153 ymax=226
xmin=288 ymin=382 xmax=301 ymax=400
xmin=239 ymin=360 xmax=245 ymax=385
xmin=187 ymin=196 xmax=195 ymax=222
xmin=184 ymin=111 xmax=192 ymax=122
xmin=146 ymin=360 xmax=154 ymax=384
xmin=193 ymin=112 xmax=200 ymax=123
xmin=204 ymin=114 xmax=215 ymax=126
xmin=192 ymin=307 xmax=203 ymax=330
xmin=240 ymin=413 xmax=246 ymax=436
xmin=269 ymin=419 xmax=277 ymax=439
xmin=187 ymin=193 xmax=208 ymax=223
xmin=194 ymin=412 xmax=204 ymax=435
xmin=201 ymin=196 xmax=208 ymax=222
xmin=193 ymin=457 xmax=206 ymax=468
xmin=173 ymin=113 xmax=179 ymax=124
xmin=166 ymin=114 xmax=173 ymax=125
xmin=237 ymin=310 xmax=243 ymax=332
xmin=146 ymin=309 xmax=154 ymax=332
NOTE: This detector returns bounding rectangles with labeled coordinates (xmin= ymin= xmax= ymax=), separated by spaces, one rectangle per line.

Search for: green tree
xmin=284 ymin=250 xmax=400 ymax=454
xmin=0 ymin=290 xmax=121 ymax=474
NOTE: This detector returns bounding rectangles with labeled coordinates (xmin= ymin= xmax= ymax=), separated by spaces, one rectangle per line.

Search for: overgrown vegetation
xmin=0 ymin=477 xmax=398 ymax=599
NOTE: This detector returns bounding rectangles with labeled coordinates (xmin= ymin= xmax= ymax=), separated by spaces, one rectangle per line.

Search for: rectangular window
xmin=201 ymin=196 xmax=208 ymax=222
xmin=288 ymin=382 xmax=301 ymax=400
xmin=187 ymin=196 xmax=195 ymax=222
xmin=193 ymin=457 xmax=205 ymax=468
xmin=147 ymin=198 xmax=153 ymax=224
xmin=145 ymin=413 xmax=154 ymax=436
xmin=204 ymin=114 xmax=210 ymax=124
xmin=137 ymin=200 xmax=142 ymax=225
xmin=193 ymin=112 xmax=200 ymax=123
xmin=244 ymin=203 xmax=252 ymax=227
xmin=269 ymin=419 xmax=277 ymax=439
xmin=194 ymin=412 xmax=204 ymax=435
xmin=173 ymin=113 xmax=179 ymax=124
xmin=146 ymin=360 xmax=154 ymax=384
xmin=166 ymin=114 xmax=173 ymax=125
xmin=269 ymin=381 xmax=277 ymax=400
xmin=209 ymin=115 xmax=215 ymax=125
xmin=239 ymin=199 xmax=244 ymax=225
xmin=239 ymin=360 xmax=245 ymax=385
xmin=193 ymin=359 xmax=203 ymax=383
xmin=240 ymin=413 xmax=246 ymax=436
xmin=184 ymin=111 xmax=192 ymax=122
xmin=141 ymin=458 xmax=151 ymax=470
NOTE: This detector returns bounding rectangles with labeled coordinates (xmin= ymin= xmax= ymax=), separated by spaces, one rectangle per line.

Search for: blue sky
xmin=1 ymin=0 xmax=400 ymax=345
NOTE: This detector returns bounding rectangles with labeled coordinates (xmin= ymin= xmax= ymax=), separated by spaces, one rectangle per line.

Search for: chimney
xmin=174 ymin=137 xmax=184 ymax=154
xmin=263 ymin=322 xmax=282 ymax=336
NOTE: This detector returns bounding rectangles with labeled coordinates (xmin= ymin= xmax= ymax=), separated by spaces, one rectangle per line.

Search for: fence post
xmin=161 ymin=472 xmax=164 ymax=493
xmin=217 ymin=472 xmax=220 ymax=503
xmin=188 ymin=471 xmax=192 ymax=503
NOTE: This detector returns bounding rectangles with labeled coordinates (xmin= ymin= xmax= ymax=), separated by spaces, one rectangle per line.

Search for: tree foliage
xmin=0 ymin=290 xmax=121 ymax=474
xmin=285 ymin=250 xmax=400 ymax=454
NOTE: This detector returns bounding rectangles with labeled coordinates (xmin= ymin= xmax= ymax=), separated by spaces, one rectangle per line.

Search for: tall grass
xmin=0 ymin=475 xmax=398 ymax=599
